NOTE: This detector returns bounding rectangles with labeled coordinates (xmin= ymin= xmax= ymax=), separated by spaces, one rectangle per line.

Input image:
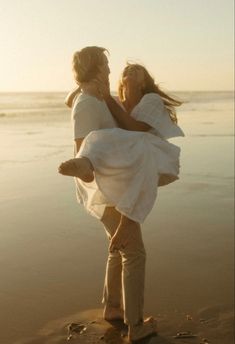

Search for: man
xmin=59 ymin=46 xmax=157 ymax=341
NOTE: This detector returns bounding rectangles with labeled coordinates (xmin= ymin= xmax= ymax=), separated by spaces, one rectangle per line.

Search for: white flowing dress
xmin=75 ymin=93 xmax=184 ymax=223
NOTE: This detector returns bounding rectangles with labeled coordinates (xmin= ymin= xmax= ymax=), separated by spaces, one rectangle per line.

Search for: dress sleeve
xmin=72 ymin=99 xmax=101 ymax=139
xmin=131 ymin=93 xmax=185 ymax=139
xmin=130 ymin=93 xmax=165 ymax=129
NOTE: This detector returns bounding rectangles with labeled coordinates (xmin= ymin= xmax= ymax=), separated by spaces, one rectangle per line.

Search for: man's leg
xmin=120 ymin=221 xmax=146 ymax=326
xmin=101 ymin=209 xmax=157 ymax=340
xmin=110 ymin=217 xmax=157 ymax=341
xmin=101 ymin=207 xmax=123 ymax=320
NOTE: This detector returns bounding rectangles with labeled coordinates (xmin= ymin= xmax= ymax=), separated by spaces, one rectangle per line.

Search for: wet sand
xmin=12 ymin=307 xmax=235 ymax=344
xmin=0 ymin=106 xmax=234 ymax=343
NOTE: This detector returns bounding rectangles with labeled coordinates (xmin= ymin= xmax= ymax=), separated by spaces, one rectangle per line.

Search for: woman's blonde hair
xmin=118 ymin=63 xmax=182 ymax=124
xmin=72 ymin=46 xmax=108 ymax=84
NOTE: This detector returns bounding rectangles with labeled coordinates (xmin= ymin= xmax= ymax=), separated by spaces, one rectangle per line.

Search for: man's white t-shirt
xmin=71 ymin=92 xmax=118 ymax=219
xmin=72 ymin=93 xmax=117 ymax=141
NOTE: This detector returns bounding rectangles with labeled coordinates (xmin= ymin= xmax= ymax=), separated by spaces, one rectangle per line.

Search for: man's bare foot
xmin=128 ymin=317 xmax=157 ymax=342
xmin=58 ymin=157 xmax=94 ymax=182
xmin=103 ymin=306 xmax=124 ymax=321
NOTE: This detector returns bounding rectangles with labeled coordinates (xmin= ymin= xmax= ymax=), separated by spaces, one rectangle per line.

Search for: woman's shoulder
xmin=131 ymin=92 xmax=165 ymax=127
xmin=143 ymin=92 xmax=160 ymax=99
xmin=133 ymin=93 xmax=164 ymax=114
xmin=139 ymin=93 xmax=163 ymax=107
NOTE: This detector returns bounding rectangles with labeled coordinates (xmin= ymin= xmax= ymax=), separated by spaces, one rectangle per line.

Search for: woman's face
xmin=121 ymin=66 xmax=145 ymax=100
xmin=122 ymin=66 xmax=145 ymax=86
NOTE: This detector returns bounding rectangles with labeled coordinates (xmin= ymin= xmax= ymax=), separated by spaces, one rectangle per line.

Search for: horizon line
xmin=0 ymin=89 xmax=234 ymax=93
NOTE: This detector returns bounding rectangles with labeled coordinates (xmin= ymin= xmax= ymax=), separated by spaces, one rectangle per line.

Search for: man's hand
xmin=95 ymin=72 xmax=111 ymax=100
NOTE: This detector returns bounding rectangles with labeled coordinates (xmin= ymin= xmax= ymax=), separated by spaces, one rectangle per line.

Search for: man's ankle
xmin=103 ymin=306 xmax=124 ymax=320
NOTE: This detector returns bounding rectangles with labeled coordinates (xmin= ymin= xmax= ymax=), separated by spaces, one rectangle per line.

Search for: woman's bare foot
xmin=128 ymin=317 xmax=157 ymax=342
xmin=103 ymin=306 xmax=124 ymax=321
xmin=58 ymin=157 xmax=94 ymax=182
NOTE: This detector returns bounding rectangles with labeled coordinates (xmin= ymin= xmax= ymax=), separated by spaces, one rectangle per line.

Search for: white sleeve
xmin=131 ymin=93 xmax=185 ymax=139
xmin=72 ymin=99 xmax=102 ymax=139
xmin=131 ymin=93 xmax=165 ymax=128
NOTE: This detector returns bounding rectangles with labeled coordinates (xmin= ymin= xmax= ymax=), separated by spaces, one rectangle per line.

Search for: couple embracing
xmin=58 ymin=46 xmax=184 ymax=342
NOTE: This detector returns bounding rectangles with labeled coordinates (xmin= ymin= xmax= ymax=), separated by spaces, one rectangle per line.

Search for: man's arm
xmin=74 ymin=138 xmax=84 ymax=156
xmin=105 ymin=95 xmax=151 ymax=132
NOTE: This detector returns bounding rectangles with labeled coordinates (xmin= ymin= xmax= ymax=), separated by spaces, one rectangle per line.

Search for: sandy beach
xmin=0 ymin=92 xmax=234 ymax=343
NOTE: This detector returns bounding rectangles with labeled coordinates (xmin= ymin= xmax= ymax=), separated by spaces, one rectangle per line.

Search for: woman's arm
xmin=104 ymin=95 xmax=151 ymax=132
xmin=65 ymin=86 xmax=80 ymax=108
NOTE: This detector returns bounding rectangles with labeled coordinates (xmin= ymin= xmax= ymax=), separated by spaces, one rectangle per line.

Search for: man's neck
xmin=81 ymin=83 xmax=103 ymax=100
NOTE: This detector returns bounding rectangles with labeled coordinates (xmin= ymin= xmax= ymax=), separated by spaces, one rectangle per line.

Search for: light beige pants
xmin=101 ymin=207 xmax=146 ymax=326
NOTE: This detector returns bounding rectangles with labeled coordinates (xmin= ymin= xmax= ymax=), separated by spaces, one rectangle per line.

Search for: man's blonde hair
xmin=72 ymin=46 xmax=108 ymax=84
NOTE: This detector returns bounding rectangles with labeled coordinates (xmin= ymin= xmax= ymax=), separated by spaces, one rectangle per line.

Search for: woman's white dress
xmin=75 ymin=93 xmax=184 ymax=223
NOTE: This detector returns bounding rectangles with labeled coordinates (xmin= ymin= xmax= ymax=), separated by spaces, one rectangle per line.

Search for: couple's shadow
xmin=105 ymin=319 xmax=172 ymax=344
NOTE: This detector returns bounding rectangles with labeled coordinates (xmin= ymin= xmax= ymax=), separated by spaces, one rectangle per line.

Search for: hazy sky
xmin=0 ymin=0 xmax=234 ymax=91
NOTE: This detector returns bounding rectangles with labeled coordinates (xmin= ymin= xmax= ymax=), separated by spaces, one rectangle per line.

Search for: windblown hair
xmin=118 ymin=63 xmax=182 ymax=124
xmin=72 ymin=46 xmax=108 ymax=84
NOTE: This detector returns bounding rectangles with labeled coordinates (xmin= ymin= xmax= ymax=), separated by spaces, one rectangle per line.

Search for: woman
xmin=59 ymin=46 xmax=184 ymax=341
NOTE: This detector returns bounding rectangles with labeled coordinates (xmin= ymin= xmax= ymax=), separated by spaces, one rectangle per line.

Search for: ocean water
xmin=0 ymin=91 xmax=234 ymax=118
xmin=0 ymin=91 xmax=233 ymax=179
xmin=0 ymin=92 xmax=67 ymax=117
